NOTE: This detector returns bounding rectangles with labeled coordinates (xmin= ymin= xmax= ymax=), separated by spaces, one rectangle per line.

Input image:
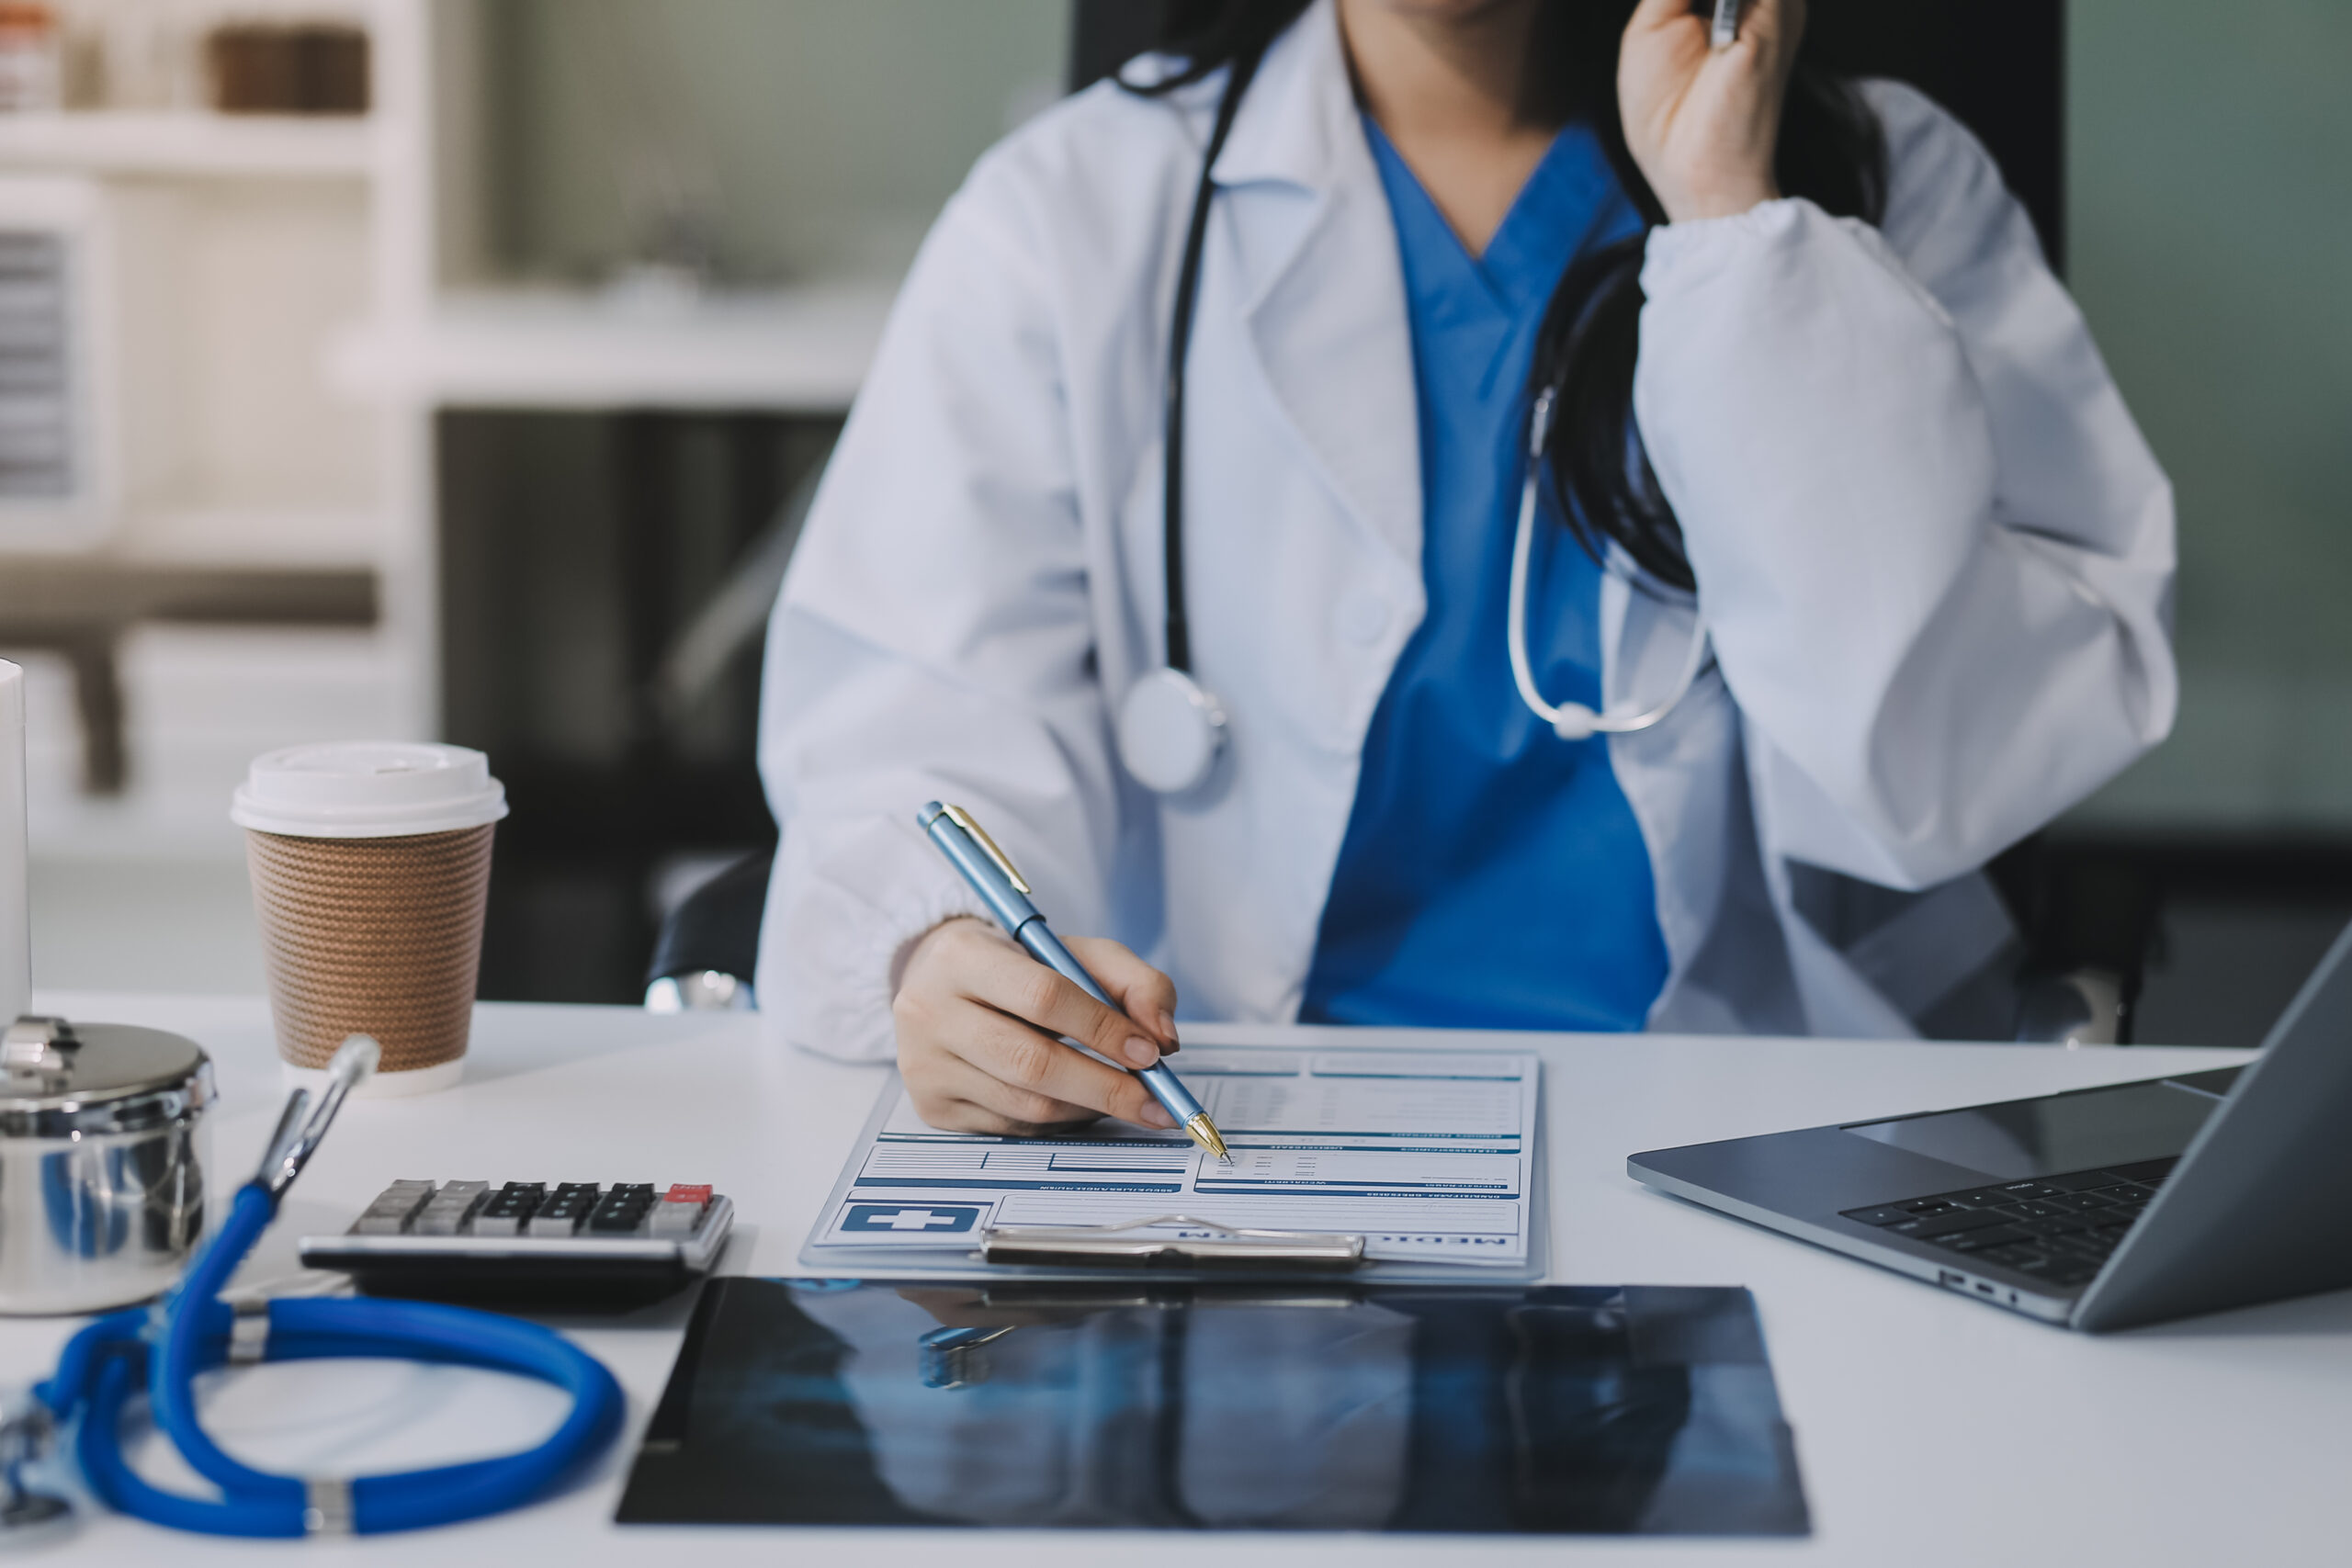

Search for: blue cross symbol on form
xmin=843 ymin=1203 xmax=982 ymax=1235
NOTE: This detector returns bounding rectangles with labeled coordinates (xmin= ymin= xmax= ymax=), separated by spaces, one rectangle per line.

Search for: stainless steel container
xmin=0 ymin=1016 xmax=213 ymax=1314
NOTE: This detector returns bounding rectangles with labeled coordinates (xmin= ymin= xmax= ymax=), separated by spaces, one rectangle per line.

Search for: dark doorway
xmin=438 ymin=410 xmax=835 ymax=1001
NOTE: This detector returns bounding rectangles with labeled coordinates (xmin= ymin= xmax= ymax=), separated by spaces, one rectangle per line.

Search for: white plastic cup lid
xmin=231 ymin=742 xmax=510 ymax=839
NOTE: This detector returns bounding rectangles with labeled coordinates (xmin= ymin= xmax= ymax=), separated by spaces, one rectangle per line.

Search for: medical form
xmin=803 ymin=1049 xmax=1542 ymax=1273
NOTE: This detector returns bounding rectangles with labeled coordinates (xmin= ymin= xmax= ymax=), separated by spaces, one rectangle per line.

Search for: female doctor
xmin=755 ymin=0 xmax=2176 ymax=1135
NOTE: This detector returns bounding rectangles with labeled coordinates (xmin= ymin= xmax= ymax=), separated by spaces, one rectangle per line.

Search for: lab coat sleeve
xmin=754 ymin=153 xmax=1121 ymax=1062
xmin=1632 ymin=80 xmax=2176 ymax=890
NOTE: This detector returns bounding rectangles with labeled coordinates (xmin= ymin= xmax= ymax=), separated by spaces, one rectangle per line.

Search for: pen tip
xmin=1185 ymin=1113 xmax=1230 ymax=1164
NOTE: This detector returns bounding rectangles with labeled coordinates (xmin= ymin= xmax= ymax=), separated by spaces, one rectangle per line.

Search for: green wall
xmin=485 ymin=0 xmax=1069 ymax=283
xmin=2065 ymin=0 xmax=2352 ymax=830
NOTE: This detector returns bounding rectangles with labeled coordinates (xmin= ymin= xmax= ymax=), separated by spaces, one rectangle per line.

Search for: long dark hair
xmin=1128 ymin=0 xmax=1885 ymax=592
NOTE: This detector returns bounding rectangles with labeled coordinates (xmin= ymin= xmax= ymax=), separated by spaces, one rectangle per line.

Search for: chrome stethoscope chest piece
xmin=1117 ymin=668 xmax=1228 ymax=795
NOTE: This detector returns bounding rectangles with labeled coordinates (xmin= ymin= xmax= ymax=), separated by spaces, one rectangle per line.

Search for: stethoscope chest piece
xmin=1117 ymin=668 xmax=1227 ymax=795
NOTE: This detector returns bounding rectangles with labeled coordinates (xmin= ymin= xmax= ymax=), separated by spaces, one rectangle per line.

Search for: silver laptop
xmin=1628 ymin=919 xmax=2352 ymax=1331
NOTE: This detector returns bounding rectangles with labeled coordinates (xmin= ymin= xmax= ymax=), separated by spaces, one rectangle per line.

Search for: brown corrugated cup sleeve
xmin=245 ymin=824 xmax=495 ymax=1073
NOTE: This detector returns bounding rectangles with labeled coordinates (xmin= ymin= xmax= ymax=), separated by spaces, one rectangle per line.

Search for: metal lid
xmin=0 ymin=1017 xmax=214 ymax=1137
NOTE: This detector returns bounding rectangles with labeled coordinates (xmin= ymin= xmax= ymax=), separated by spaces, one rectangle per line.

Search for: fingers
xmin=919 ymin=1024 xmax=1173 ymax=1134
xmin=1618 ymin=0 xmax=1795 ymax=222
xmin=967 ymin=1010 xmax=1174 ymax=1126
xmin=906 ymin=919 xmax=1159 ymax=1066
xmin=1626 ymin=0 xmax=1702 ymax=39
xmin=920 ymin=1043 xmax=1093 ymax=1133
xmin=1625 ymin=0 xmax=1794 ymax=67
xmin=892 ymin=917 xmax=1183 ymax=1140
xmin=899 ymin=1031 xmax=1091 ymax=1136
xmin=1724 ymin=0 xmax=1802 ymax=67
xmin=959 ymin=930 xmax=1167 ymax=1071
xmin=1064 ymin=936 xmax=1180 ymax=1054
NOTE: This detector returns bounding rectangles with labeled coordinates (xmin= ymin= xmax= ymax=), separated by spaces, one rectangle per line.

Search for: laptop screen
xmin=1842 ymin=1078 xmax=2222 ymax=1179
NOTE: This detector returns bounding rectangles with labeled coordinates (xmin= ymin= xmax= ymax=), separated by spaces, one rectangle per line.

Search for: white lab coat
xmin=755 ymin=0 xmax=2175 ymax=1063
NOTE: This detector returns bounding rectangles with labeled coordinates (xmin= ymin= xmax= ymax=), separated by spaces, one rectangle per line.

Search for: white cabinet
xmin=1 ymin=0 xmax=414 ymax=857
xmin=6 ymin=0 xmax=1062 ymax=860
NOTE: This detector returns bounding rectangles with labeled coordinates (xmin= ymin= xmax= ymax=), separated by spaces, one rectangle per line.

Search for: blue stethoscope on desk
xmin=9 ymin=1038 xmax=621 ymax=1539
xmin=1116 ymin=47 xmax=1713 ymax=795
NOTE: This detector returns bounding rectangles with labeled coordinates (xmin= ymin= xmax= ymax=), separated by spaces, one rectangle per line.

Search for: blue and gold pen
xmin=918 ymin=801 xmax=1231 ymax=1163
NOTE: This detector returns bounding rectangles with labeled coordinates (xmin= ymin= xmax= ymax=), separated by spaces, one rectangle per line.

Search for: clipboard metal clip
xmin=978 ymin=1213 xmax=1365 ymax=1272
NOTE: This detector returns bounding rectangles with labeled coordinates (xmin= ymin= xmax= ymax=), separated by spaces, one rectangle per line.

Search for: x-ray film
xmin=616 ymin=1277 xmax=1808 ymax=1536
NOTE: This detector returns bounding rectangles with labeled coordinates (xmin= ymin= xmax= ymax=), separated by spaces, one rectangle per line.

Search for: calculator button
xmin=349 ymin=1179 xmax=724 ymax=1245
xmin=466 ymin=1182 xmax=549 ymax=1235
xmin=588 ymin=1187 xmax=655 ymax=1233
xmin=530 ymin=1189 xmax=597 ymax=1236
xmin=353 ymin=1181 xmax=436 ymax=1235
xmin=477 ymin=1182 xmax=547 ymax=1220
xmin=412 ymin=1180 xmax=491 ymax=1236
xmin=651 ymin=1186 xmax=711 ymax=1235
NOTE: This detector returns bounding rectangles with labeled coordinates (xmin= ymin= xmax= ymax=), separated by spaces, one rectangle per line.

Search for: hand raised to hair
xmin=1618 ymin=0 xmax=1804 ymax=223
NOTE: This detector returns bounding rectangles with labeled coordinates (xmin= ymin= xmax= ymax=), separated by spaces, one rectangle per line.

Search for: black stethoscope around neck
xmin=1114 ymin=52 xmax=1711 ymax=797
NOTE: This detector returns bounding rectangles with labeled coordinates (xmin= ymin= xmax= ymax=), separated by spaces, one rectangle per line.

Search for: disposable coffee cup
xmin=232 ymin=742 xmax=508 ymax=1098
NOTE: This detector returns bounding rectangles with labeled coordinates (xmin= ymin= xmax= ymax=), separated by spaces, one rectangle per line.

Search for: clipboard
xmin=978 ymin=1214 xmax=1366 ymax=1270
xmin=797 ymin=1062 xmax=1550 ymax=1284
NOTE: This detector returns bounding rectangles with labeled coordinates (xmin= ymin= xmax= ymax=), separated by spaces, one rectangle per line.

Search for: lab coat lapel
xmin=1217 ymin=0 xmax=1422 ymax=570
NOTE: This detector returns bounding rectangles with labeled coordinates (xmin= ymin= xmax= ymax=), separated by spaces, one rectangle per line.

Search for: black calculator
xmin=298 ymin=1181 xmax=736 ymax=1309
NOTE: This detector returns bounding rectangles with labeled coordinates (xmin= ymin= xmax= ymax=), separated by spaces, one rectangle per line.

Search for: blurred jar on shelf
xmin=0 ymin=2 xmax=63 ymax=113
xmin=205 ymin=17 xmax=367 ymax=115
xmin=87 ymin=0 xmax=199 ymax=111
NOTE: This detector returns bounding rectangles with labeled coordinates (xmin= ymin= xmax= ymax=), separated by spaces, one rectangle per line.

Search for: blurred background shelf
xmin=92 ymin=505 xmax=387 ymax=569
xmin=0 ymin=111 xmax=378 ymax=178
xmin=2 ymin=0 xmax=415 ymax=964
xmin=329 ymin=281 xmax=894 ymax=411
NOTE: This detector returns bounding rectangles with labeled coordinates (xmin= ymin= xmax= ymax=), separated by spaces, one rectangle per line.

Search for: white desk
xmin=7 ymin=992 xmax=2343 ymax=1566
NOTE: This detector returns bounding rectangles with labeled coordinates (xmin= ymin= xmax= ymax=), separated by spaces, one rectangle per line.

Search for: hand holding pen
xmin=897 ymin=803 xmax=1229 ymax=1160
xmin=1620 ymin=0 xmax=1799 ymax=224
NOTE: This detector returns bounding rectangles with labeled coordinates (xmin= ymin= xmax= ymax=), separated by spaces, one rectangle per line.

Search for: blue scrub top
xmin=1298 ymin=118 xmax=1668 ymax=1031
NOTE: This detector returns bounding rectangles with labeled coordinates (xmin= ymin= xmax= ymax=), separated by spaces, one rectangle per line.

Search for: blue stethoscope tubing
xmin=33 ymin=1043 xmax=624 ymax=1538
xmin=40 ymin=1182 xmax=623 ymax=1536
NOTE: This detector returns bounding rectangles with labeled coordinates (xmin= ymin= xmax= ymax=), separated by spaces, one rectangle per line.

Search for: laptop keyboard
xmin=1839 ymin=1156 xmax=2177 ymax=1291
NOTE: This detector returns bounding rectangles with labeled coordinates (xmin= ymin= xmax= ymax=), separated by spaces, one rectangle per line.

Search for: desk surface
xmin=6 ymin=993 xmax=2340 ymax=1566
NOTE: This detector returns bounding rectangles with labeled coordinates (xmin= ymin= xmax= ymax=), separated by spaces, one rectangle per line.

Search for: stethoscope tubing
xmin=1159 ymin=44 xmax=1266 ymax=680
xmin=1132 ymin=63 xmax=1709 ymax=790
xmin=1506 ymin=389 xmax=1710 ymax=739
xmin=40 ymin=1180 xmax=625 ymax=1537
